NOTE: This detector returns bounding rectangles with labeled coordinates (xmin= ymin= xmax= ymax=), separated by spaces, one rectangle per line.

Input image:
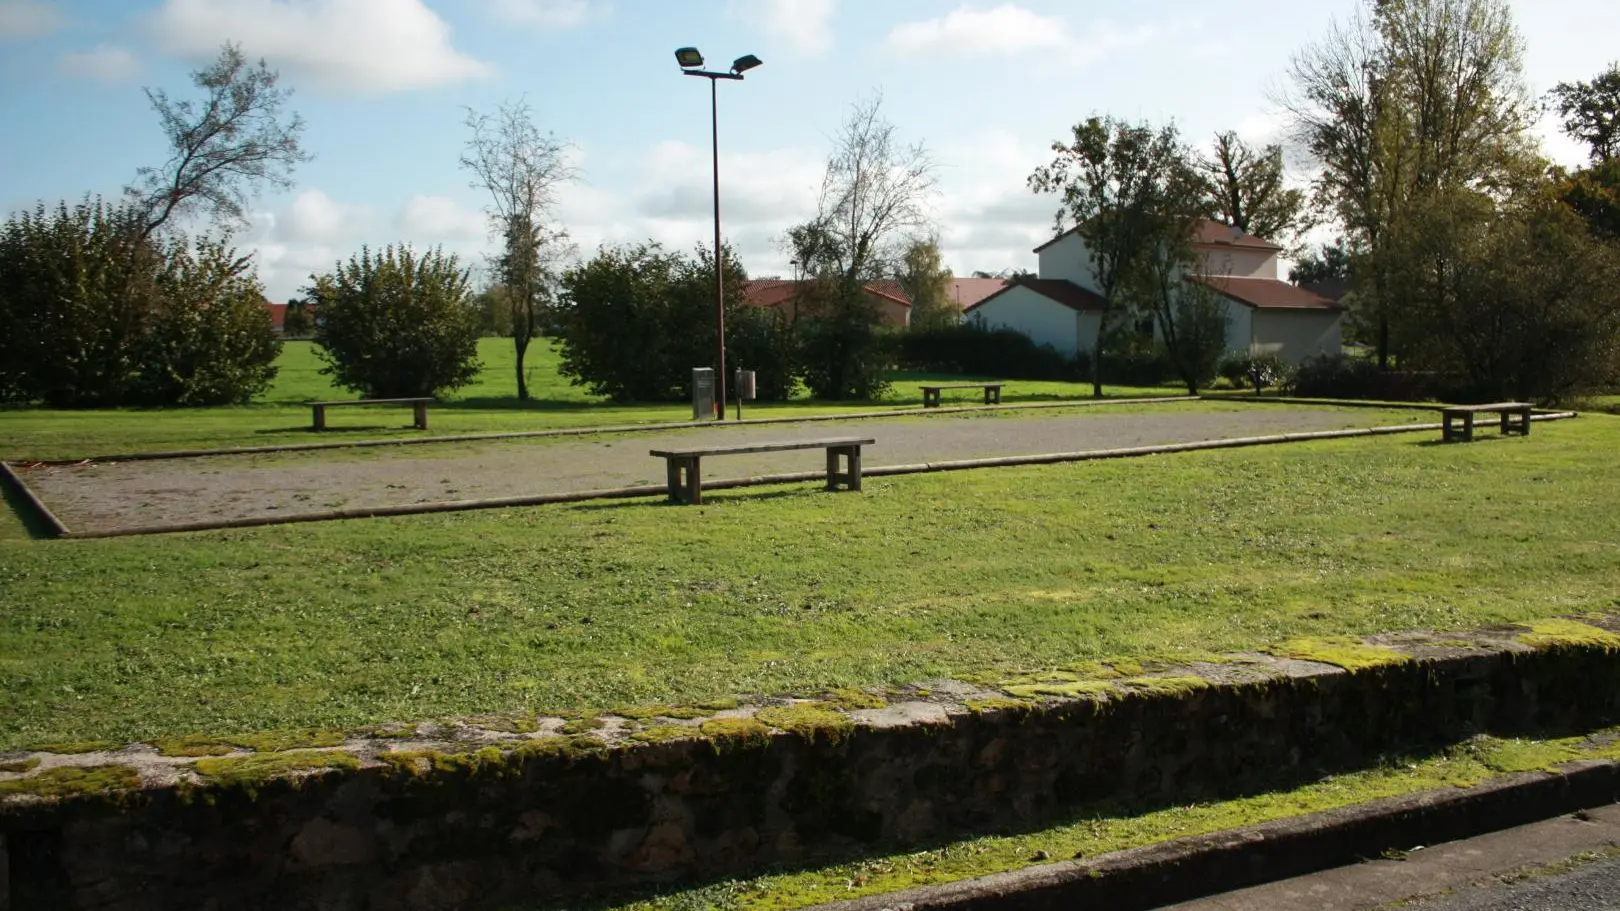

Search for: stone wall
xmin=5 ymin=619 xmax=1620 ymax=910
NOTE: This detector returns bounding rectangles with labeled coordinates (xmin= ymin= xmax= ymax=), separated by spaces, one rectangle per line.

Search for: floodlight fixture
xmin=731 ymin=54 xmax=763 ymax=74
xmin=675 ymin=47 xmax=705 ymax=68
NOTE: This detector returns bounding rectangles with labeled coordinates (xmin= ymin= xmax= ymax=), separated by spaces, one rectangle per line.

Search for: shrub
xmin=0 ymin=197 xmax=279 ymax=407
xmin=309 ymin=245 xmax=481 ymax=399
xmin=1291 ymin=354 xmax=1382 ymax=399
xmin=1218 ymin=351 xmax=1293 ymax=394
xmin=898 ymin=322 xmax=1077 ymax=380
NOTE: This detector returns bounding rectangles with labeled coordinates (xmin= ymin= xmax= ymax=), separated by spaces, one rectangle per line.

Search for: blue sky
xmin=2 ymin=0 xmax=1616 ymax=301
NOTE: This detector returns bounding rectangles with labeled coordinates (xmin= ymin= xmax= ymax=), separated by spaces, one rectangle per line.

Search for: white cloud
xmin=144 ymin=0 xmax=492 ymax=95
xmin=731 ymin=0 xmax=835 ymax=56
xmin=0 ymin=0 xmax=64 ymax=42
xmin=884 ymin=4 xmax=1066 ymax=57
xmin=396 ymin=195 xmax=490 ymax=241
xmin=485 ymin=0 xmax=595 ymax=29
xmin=282 ymin=189 xmax=374 ymax=244
xmin=58 ymin=44 xmax=143 ymax=83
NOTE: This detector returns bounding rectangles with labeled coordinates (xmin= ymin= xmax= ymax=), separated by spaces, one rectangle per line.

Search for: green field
xmin=0 ymin=339 xmax=1179 ymax=461
xmin=1 ymin=412 xmax=1615 ymax=750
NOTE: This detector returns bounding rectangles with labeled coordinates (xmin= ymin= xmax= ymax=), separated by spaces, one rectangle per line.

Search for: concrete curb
xmin=809 ymin=759 xmax=1620 ymax=911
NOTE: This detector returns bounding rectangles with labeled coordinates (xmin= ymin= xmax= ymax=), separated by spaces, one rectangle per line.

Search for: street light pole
xmin=676 ymin=48 xmax=761 ymax=421
xmin=709 ymin=74 xmax=725 ymax=420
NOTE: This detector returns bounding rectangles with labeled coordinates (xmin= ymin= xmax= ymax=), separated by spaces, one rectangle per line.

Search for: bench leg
xmin=1519 ymin=408 xmax=1531 ymax=436
xmin=414 ymin=401 xmax=428 ymax=431
xmin=1463 ymin=413 xmax=1475 ymax=442
xmin=826 ymin=446 xmax=862 ymax=492
xmin=923 ymin=390 xmax=939 ymax=408
xmin=312 ymin=405 xmax=326 ymax=431
xmin=684 ymin=457 xmax=703 ymax=505
xmin=987 ymin=387 xmax=1001 ymax=405
xmin=1442 ymin=413 xmax=1455 ymax=442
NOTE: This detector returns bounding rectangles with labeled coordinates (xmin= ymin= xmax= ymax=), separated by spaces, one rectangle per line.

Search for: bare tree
xmin=790 ymin=94 xmax=939 ymax=399
xmin=126 ymin=43 xmax=308 ymax=240
xmin=461 ymin=99 xmax=578 ymax=400
xmin=813 ymin=93 xmax=939 ymax=287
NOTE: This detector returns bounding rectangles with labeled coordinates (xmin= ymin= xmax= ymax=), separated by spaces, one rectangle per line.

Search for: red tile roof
xmin=947 ymin=278 xmax=1009 ymax=310
xmin=1188 ymin=275 xmax=1344 ymax=311
xmin=741 ymin=279 xmax=913 ymax=308
xmin=263 ymin=300 xmax=287 ymax=330
xmin=964 ymin=279 xmax=1108 ymax=314
xmin=1033 ymin=218 xmax=1281 ymax=254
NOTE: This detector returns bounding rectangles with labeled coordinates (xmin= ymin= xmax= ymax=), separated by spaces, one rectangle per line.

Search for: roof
xmin=263 ymin=300 xmax=286 ymax=330
xmin=1188 ymin=275 xmax=1345 ymax=311
xmin=1297 ymin=279 xmax=1351 ymax=303
xmin=741 ymin=279 xmax=912 ymax=308
xmin=947 ymin=278 xmax=1009 ymax=310
xmin=1033 ymin=218 xmax=1282 ymax=254
xmin=964 ymin=278 xmax=1108 ymax=314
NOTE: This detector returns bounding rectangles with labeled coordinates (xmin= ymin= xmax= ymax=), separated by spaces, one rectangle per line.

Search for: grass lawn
xmin=1 ymin=413 xmax=1615 ymax=750
xmin=0 ymin=339 xmax=1182 ymax=461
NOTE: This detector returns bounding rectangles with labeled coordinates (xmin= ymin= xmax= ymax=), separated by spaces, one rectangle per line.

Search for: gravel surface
xmin=1406 ymin=856 xmax=1620 ymax=910
xmin=21 ymin=406 xmax=1423 ymax=534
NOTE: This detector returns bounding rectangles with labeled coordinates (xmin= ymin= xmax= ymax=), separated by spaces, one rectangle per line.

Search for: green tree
xmin=308 ymin=245 xmax=481 ymax=398
xmin=555 ymin=243 xmax=786 ymax=403
xmin=1549 ymin=62 xmax=1620 ymax=164
xmin=1555 ymin=160 xmax=1620 ymax=239
xmin=1198 ymin=131 xmax=1310 ymax=247
xmin=1029 ymin=116 xmax=1188 ymax=397
xmin=126 ymin=43 xmax=308 ymax=240
xmin=1122 ymin=158 xmax=1231 ymax=396
xmin=0 ymin=197 xmax=279 ymax=407
xmin=1281 ymin=0 xmax=1539 ymax=369
xmin=1288 ymin=239 xmax=1353 ymax=284
xmin=461 ymin=99 xmax=577 ymax=400
xmin=1389 ymin=187 xmax=1620 ymax=402
xmin=897 ymin=238 xmax=956 ymax=331
xmin=281 ymin=296 xmax=312 ymax=337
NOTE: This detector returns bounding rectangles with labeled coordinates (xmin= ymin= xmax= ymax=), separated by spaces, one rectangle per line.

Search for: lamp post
xmin=676 ymin=47 xmax=761 ymax=420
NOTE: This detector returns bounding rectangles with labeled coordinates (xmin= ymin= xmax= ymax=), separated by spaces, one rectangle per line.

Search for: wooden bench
xmin=921 ymin=383 xmax=1004 ymax=408
xmin=650 ymin=437 xmax=875 ymax=505
xmin=1441 ymin=402 xmax=1532 ymax=442
xmin=309 ymin=397 xmax=432 ymax=431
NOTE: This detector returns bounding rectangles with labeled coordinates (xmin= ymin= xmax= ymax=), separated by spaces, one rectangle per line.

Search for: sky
xmin=1 ymin=0 xmax=1617 ymax=302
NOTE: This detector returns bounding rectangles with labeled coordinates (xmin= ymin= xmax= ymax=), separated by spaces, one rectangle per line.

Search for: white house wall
xmin=1035 ymin=234 xmax=1101 ymax=293
xmin=1250 ymin=310 xmax=1343 ymax=362
xmin=1194 ymin=247 xmax=1278 ymax=279
xmin=1222 ymin=299 xmax=1253 ymax=355
xmin=972 ymin=287 xmax=1089 ymax=358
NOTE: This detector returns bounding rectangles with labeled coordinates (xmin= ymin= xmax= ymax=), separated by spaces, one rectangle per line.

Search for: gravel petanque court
xmin=19 ymin=404 xmax=1429 ymax=534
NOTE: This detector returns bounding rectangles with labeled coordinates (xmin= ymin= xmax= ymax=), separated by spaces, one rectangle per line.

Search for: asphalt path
xmin=1407 ymin=855 xmax=1620 ymax=909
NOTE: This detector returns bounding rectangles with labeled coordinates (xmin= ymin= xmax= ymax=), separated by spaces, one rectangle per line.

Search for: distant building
xmin=965 ymin=219 xmax=1345 ymax=364
xmin=742 ymin=279 xmax=913 ymax=328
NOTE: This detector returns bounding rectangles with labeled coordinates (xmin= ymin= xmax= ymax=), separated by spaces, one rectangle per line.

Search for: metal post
xmin=710 ymin=76 xmax=727 ymax=420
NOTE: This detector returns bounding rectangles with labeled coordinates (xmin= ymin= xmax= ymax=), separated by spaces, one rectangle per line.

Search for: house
xmin=263 ymin=299 xmax=289 ymax=335
xmin=742 ymin=279 xmax=912 ymax=328
xmin=965 ymin=219 xmax=1344 ymax=364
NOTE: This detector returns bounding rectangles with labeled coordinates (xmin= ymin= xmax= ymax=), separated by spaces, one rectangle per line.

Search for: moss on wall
xmin=1517 ymin=619 xmax=1620 ymax=650
xmin=0 ymin=764 xmax=141 ymax=799
xmin=192 ymin=751 xmax=361 ymax=790
xmin=1266 ymin=637 xmax=1408 ymax=671
xmin=755 ymin=706 xmax=853 ymax=744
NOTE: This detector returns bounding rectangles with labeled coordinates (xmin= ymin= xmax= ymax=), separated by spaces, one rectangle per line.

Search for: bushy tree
xmin=1550 ymin=62 xmax=1620 ymax=164
xmin=281 ymin=296 xmax=313 ymax=337
xmin=308 ymin=245 xmax=481 ymax=398
xmin=0 ymin=197 xmax=279 ymax=407
xmin=555 ymin=243 xmax=791 ymax=403
xmin=1198 ymin=131 xmax=1310 ymax=249
xmin=897 ymin=238 xmax=956 ymax=331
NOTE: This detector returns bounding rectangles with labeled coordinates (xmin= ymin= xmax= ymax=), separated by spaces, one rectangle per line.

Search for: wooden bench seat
xmin=649 ymin=437 xmax=875 ymax=505
xmin=1440 ymin=402 xmax=1532 ymax=442
xmin=920 ymin=383 xmax=1004 ymax=408
xmin=309 ymin=397 xmax=432 ymax=431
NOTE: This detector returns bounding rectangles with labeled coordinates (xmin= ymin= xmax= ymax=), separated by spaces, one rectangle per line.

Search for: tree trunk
xmin=1089 ymin=312 xmax=1105 ymax=398
xmin=514 ymin=334 xmax=530 ymax=401
xmin=1377 ymin=314 xmax=1390 ymax=371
